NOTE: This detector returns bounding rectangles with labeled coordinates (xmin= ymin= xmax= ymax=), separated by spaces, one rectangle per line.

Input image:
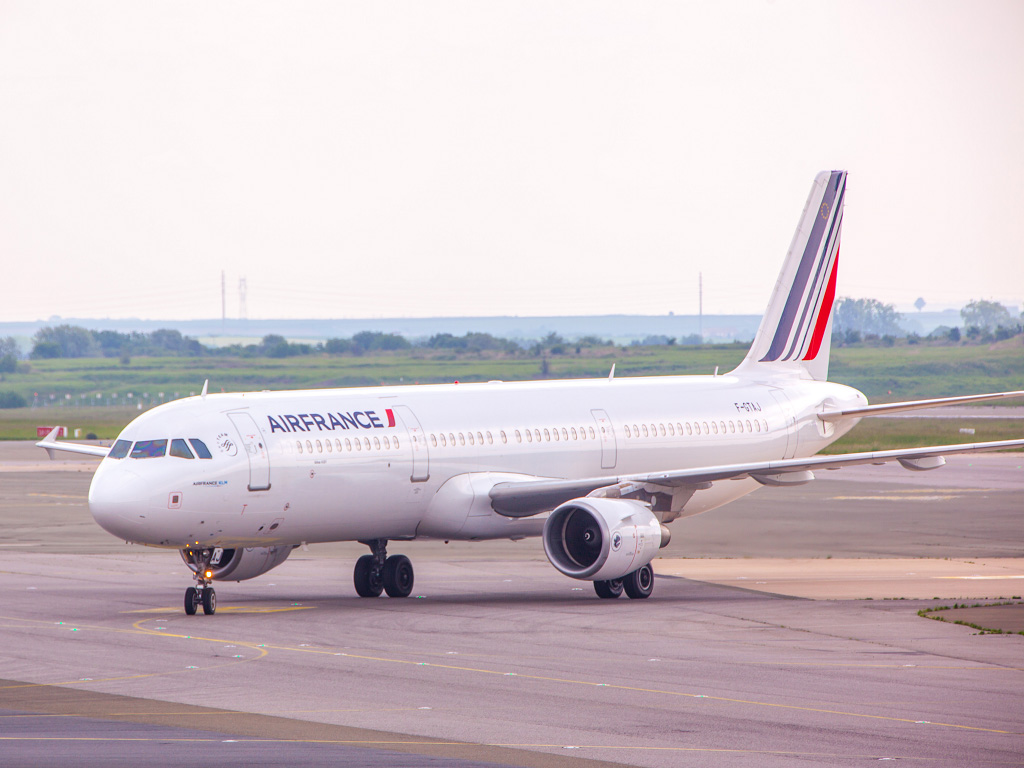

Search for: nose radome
xmin=88 ymin=463 xmax=152 ymax=541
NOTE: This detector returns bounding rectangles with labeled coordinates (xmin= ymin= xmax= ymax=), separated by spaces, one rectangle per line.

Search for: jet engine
xmin=542 ymin=498 xmax=666 ymax=581
xmin=181 ymin=545 xmax=293 ymax=582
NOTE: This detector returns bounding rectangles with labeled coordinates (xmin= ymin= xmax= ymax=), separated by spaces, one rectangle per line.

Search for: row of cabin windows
xmin=296 ymin=434 xmax=401 ymax=455
xmin=427 ymin=426 xmax=601 ymax=448
xmin=293 ymin=418 xmax=771 ymax=457
xmin=623 ymin=418 xmax=769 ymax=438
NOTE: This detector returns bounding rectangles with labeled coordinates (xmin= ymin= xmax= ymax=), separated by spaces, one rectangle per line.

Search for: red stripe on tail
xmin=803 ymin=249 xmax=839 ymax=361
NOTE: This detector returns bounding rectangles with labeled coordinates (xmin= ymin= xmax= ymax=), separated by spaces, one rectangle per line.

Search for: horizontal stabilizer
xmin=819 ymin=390 xmax=1024 ymax=421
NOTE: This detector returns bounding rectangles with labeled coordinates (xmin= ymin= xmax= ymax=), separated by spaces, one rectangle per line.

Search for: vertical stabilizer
xmin=734 ymin=170 xmax=846 ymax=382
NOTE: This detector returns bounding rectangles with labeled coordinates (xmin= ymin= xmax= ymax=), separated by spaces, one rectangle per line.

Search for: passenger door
xmin=228 ymin=411 xmax=271 ymax=491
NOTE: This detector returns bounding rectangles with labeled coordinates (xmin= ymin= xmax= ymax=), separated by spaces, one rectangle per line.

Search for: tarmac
xmin=1 ymin=440 xmax=1023 ymax=767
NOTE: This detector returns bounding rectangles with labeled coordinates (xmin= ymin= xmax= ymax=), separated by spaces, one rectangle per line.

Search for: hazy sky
xmin=2 ymin=1 xmax=1022 ymax=322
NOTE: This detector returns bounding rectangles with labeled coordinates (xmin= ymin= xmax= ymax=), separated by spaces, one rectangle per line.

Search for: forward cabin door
xmin=391 ymin=405 xmax=429 ymax=482
xmin=228 ymin=411 xmax=271 ymax=491
xmin=591 ymin=408 xmax=617 ymax=469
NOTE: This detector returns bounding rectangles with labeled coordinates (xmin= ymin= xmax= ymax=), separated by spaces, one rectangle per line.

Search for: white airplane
xmin=39 ymin=171 xmax=1024 ymax=615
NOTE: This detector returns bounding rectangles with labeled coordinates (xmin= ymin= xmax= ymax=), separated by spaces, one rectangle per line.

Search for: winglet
xmin=35 ymin=426 xmax=110 ymax=459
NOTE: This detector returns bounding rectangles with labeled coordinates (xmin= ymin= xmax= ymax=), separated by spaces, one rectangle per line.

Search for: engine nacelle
xmin=542 ymin=498 xmax=663 ymax=581
xmin=181 ymin=545 xmax=292 ymax=582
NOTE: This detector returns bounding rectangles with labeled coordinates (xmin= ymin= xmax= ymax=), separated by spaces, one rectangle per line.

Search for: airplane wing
xmin=819 ymin=389 xmax=1024 ymax=421
xmin=36 ymin=427 xmax=110 ymax=459
xmin=489 ymin=438 xmax=1024 ymax=517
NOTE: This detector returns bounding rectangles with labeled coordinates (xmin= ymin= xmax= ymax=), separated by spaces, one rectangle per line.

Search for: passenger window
xmin=513 ymin=430 xmax=520 ymax=443
xmin=306 ymin=440 xmax=313 ymax=453
xmin=449 ymin=433 xmax=455 ymax=445
xmin=729 ymin=421 xmax=735 ymax=434
xmin=746 ymin=420 xmax=752 ymax=433
xmin=570 ymin=427 xmax=577 ymax=440
xmin=467 ymin=432 xmax=474 ymax=446
xmin=561 ymin=428 xmax=568 ymax=441
xmin=703 ymin=421 xmax=710 ymax=434
xmin=364 ymin=438 xmax=371 ymax=451
xmin=711 ymin=422 xmax=718 ymax=435
xmin=189 ymin=439 xmax=213 ymax=459
xmin=543 ymin=429 xmax=550 ymax=441
xmin=588 ymin=427 xmax=596 ymax=439
xmin=440 ymin=433 xmax=447 ymax=447
xmin=383 ymin=436 xmax=390 ymax=450
xmin=659 ymin=424 xmax=666 ymax=436
xmin=345 ymin=438 xmax=353 ymax=450
xmin=642 ymin=424 xmax=649 ymax=437
xmin=316 ymin=440 xmax=323 ymax=453
xmin=108 ymin=439 xmax=132 ymax=459
xmin=686 ymin=422 xmax=693 ymax=436
xmin=500 ymin=430 xmax=507 ymax=444
xmin=431 ymin=434 xmax=437 ymax=447
xmin=296 ymin=441 xmax=303 ymax=454
xmin=326 ymin=439 xmax=332 ymax=452
xmin=170 ymin=438 xmax=194 ymax=459
xmin=354 ymin=439 xmax=361 ymax=451
xmin=624 ymin=425 xmax=631 ymax=438
xmin=551 ymin=428 xmax=558 ymax=442
xmin=478 ymin=431 xmax=485 ymax=445
xmin=393 ymin=437 xmax=399 ymax=449
xmin=526 ymin=430 xmax=533 ymax=443
xmin=534 ymin=429 xmax=541 ymax=442
xmin=373 ymin=437 xmax=380 ymax=450
xmin=336 ymin=439 xmax=343 ymax=451
xmin=668 ymin=423 xmax=675 ymax=436
xmin=131 ymin=439 xmax=167 ymax=459
xmin=459 ymin=432 xmax=466 ymax=446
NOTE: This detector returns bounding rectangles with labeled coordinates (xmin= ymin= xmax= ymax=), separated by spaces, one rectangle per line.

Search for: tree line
xmin=1 ymin=297 xmax=1019 ymax=363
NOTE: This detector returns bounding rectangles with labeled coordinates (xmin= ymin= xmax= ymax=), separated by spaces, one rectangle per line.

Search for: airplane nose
xmin=88 ymin=463 xmax=153 ymax=541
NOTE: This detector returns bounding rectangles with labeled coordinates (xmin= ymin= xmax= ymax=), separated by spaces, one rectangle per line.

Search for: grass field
xmin=1 ymin=341 xmax=1021 ymax=442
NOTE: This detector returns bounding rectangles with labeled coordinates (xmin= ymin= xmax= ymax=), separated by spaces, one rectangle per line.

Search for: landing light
xmin=204 ymin=570 xmax=213 ymax=579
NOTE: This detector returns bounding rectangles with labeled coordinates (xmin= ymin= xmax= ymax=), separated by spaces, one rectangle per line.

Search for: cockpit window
xmin=108 ymin=439 xmax=132 ymax=459
xmin=189 ymin=438 xmax=213 ymax=459
xmin=130 ymin=439 xmax=167 ymax=459
xmin=170 ymin=438 xmax=194 ymax=459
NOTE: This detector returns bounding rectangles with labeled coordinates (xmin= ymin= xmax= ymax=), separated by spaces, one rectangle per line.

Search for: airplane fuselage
xmin=88 ymin=374 xmax=866 ymax=549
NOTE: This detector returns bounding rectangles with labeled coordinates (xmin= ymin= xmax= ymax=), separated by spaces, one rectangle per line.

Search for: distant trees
xmin=31 ymin=325 xmax=97 ymax=358
xmin=831 ymin=298 xmax=903 ymax=342
xmin=961 ymin=300 xmax=1013 ymax=332
xmin=30 ymin=325 xmax=203 ymax=358
xmin=0 ymin=337 xmax=19 ymax=372
xmin=0 ymin=391 xmax=27 ymax=408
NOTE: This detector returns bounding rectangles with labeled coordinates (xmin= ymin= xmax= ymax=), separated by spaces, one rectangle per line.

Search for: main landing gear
xmin=354 ymin=539 xmax=414 ymax=598
xmin=593 ymin=564 xmax=654 ymax=600
xmin=183 ymin=548 xmax=217 ymax=615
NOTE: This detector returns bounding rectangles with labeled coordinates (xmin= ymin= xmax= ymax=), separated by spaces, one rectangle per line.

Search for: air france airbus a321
xmin=39 ymin=171 xmax=1024 ymax=615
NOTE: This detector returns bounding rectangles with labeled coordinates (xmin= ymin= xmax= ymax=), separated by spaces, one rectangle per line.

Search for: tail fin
xmin=734 ymin=170 xmax=846 ymax=382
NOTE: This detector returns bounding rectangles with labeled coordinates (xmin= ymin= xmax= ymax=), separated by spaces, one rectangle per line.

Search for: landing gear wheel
xmin=354 ymin=554 xmax=384 ymax=597
xmin=623 ymin=564 xmax=654 ymax=599
xmin=202 ymin=588 xmax=217 ymax=615
xmin=594 ymin=579 xmax=624 ymax=599
xmin=184 ymin=586 xmax=199 ymax=615
xmin=383 ymin=555 xmax=414 ymax=598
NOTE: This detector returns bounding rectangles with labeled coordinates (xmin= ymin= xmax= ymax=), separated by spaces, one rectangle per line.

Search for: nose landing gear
xmin=354 ymin=539 xmax=414 ymax=598
xmin=182 ymin=548 xmax=217 ymax=615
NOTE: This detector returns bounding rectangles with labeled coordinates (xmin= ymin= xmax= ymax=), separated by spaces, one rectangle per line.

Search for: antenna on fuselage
xmin=608 ymin=364 xmax=616 ymax=380
xmin=201 ymin=379 xmax=209 ymax=399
